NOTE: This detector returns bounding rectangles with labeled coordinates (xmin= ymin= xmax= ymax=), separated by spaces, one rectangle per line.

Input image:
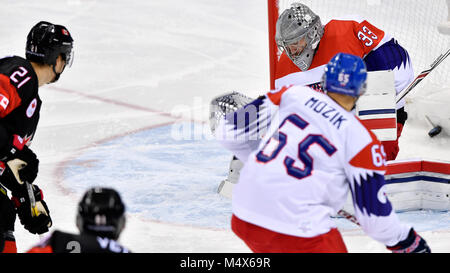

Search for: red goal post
xmin=267 ymin=0 xmax=279 ymax=90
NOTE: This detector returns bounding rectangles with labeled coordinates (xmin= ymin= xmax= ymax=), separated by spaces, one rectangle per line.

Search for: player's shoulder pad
xmin=0 ymin=56 xmax=31 ymax=73
xmin=266 ymin=85 xmax=291 ymax=105
xmin=267 ymin=84 xmax=312 ymax=106
xmin=6 ymin=56 xmax=38 ymax=101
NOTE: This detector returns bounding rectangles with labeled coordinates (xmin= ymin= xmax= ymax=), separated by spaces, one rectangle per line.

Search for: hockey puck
xmin=428 ymin=125 xmax=442 ymax=137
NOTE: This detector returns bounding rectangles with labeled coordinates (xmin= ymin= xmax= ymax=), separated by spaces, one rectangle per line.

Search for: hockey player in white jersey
xmin=214 ymin=53 xmax=430 ymax=253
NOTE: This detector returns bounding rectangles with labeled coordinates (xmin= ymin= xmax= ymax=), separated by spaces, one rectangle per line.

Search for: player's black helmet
xmin=26 ymin=21 xmax=74 ymax=68
xmin=76 ymin=187 xmax=126 ymax=240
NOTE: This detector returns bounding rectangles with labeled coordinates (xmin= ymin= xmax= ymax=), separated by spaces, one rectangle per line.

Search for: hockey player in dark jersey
xmin=0 ymin=21 xmax=74 ymax=253
xmin=27 ymin=187 xmax=130 ymax=253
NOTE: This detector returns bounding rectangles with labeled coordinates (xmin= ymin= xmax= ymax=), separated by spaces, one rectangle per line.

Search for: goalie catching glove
xmin=209 ymin=91 xmax=255 ymax=134
xmin=11 ymin=183 xmax=52 ymax=235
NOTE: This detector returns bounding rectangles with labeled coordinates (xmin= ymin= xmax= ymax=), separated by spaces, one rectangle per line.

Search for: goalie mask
xmin=275 ymin=3 xmax=324 ymax=71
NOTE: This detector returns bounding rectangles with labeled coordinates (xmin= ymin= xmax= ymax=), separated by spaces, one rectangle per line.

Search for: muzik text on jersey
xmin=305 ymin=96 xmax=347 ymax=130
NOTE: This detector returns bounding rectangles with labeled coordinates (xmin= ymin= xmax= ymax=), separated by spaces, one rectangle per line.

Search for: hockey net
xmin=268 ymin=0 xmax=450 ymax=100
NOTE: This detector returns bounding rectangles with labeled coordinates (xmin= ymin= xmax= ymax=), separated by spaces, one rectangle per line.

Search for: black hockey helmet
xmin=76 ymin=187 xmax=126 ymax=240
xmin=26 ymin=21 xmax=74 ymax=68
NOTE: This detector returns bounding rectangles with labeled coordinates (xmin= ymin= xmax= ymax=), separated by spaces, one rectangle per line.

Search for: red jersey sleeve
xmin=0 ymin=74 xmax=22 ymax=118
xmin=349 ymin=118 xmax=387 ymax=172
xmin=266 ymin=85 xmax=292 ymax=106
xmin=354 ymin=20 xmax=385 ymax=55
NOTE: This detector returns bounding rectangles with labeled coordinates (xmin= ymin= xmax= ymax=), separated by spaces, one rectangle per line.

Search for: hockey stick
xmin=7 ymin=159 xmax=46 ymax=239
xmin=396 ymin=47 xmax=450 ymax=104
xmin=26 ymin=181 xmax=46 ymax=240
xmin=25 ymin=182 xmax=39 ymax=217
xmin=337 ymin=209 xmax=360 ymax=226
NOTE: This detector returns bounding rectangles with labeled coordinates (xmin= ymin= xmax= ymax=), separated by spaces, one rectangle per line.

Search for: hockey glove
xmin=0 ymin=136 xmax=39 ymax=192
xmin=11 ymin=184 xmax=52 ymax=235
xmin=387 ymin=228 xmax=431 ymax=253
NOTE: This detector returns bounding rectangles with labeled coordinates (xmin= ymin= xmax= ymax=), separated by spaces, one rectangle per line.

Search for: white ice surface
xmin=0 ymin=0 xmax=449 ymax=253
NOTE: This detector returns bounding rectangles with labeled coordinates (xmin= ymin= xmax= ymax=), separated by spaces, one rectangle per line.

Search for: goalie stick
xmin=396 ymin=47 xmax=450 ymax=104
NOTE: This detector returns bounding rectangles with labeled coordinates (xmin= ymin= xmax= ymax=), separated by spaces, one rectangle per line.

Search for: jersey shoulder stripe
xmin=349 ymin=117 xmax=387 ymax=172
xmin=0 ymin=74 xmax=22 ymax=118
xmin=266 ymin=85 xmax=292 ymax=105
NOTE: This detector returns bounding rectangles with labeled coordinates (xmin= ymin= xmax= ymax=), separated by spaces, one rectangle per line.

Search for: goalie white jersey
xmin=216 ymin=85 xmax=411 ymax=246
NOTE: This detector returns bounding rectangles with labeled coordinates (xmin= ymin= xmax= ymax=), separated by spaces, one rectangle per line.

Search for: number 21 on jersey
xmin=10 ymin=66 xmax=31 ymax=88
xmin=256 ymin=114 xmax=337 ymax=180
